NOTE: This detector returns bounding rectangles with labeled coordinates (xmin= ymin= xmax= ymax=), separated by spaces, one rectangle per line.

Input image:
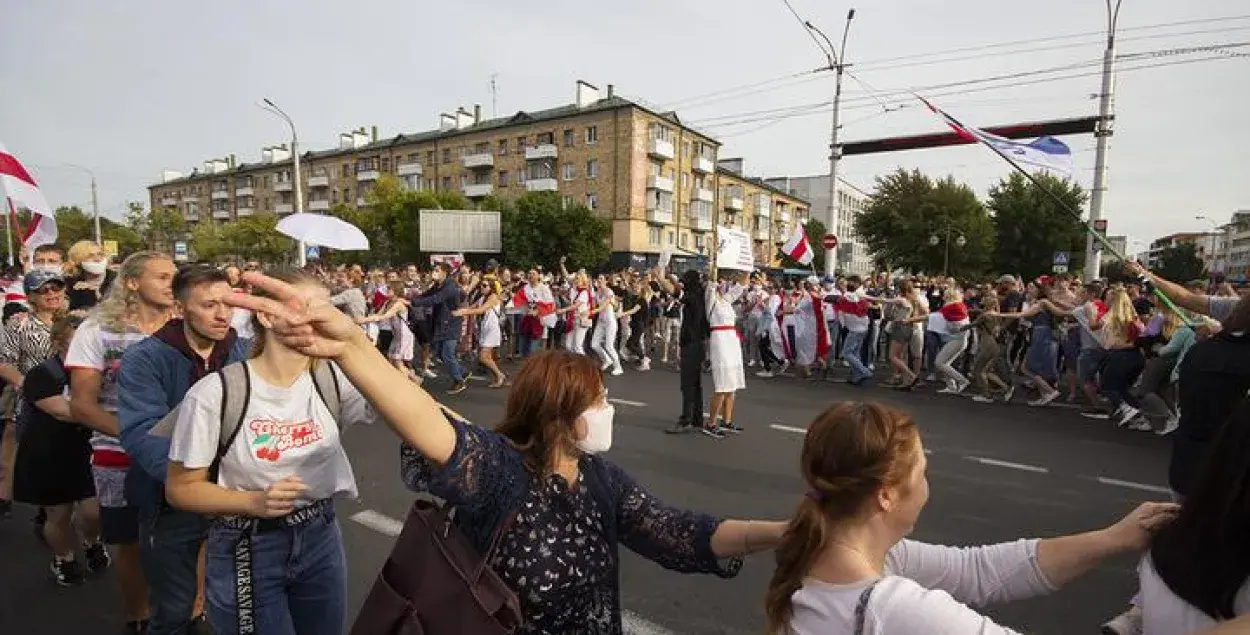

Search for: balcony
xmin=211 ymin=190 xmax=230 ymax=200
xmin=525 ymin=144 xmax=559 ymax=160
xmin=396 ymin=161 xmax=423 ymax=177
xmin=648 ymin=137 xmax=675 ymax=160
xmin=308 ymin=174 xmax=330 ymax=188
xmin=691 ymin=214 xmax=713 ymax=232
xmin=235 ymin=186 xmax=254 ymax=197
xmin=778 ymin=208 xmax=792 ymax=223
xmin=646 ymin=203 xmax=674 ymax=225
xmin=463 ymin=183 xmax=494 ymax=198
xmin=647 ymin=174 xmax=674 ymax=192
xmin=308 ymin=199 xmax=331 ymax=212
xmin=755 ymin=201 xmax=772 ymax=219
xmin=356 ymin=197 xmax=368 ymax=207
xmin=526 ymin=178 xmax=558 ymax=192
xmin=236 ymin=206 xmax=254 ymax=217
xmin=356 ymin=169 xmax=380 ymax=182
xmin=276 ymin=203 xmax=294 ymax=214
xmin=160 ymin=196 xmax=178 ymax=207
xmin=462 ymin=153 xmax=494 ymax=169
xmin=725 ymin=196 xmax=744 ymax=211
xmin=754 ymin=226 xmax=771 ymax=241
xmin=183 ymin=211 xmax=199 ymax=222
xmin=693 ymin=188 xmax=714 ymax=203
xmin=692 ymin=156 xmax=714 ymax=174
xmin=274 ymin=180 xmax=294 ymax=193
xmin=212 ymin=210 xmax=230 ymax=220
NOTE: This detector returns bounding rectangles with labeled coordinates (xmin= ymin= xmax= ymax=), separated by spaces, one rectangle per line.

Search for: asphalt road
xmin=0 ymin=360 xmax=1173 ymax=634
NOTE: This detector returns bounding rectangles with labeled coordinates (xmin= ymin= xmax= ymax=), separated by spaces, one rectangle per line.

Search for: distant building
xmin=1146 ymin=232 xmax=1216 ymax=270
xmin=1104 ymin=235 xmax=1128 ymax=261
xmin=761 ymin=175 xmax=874 ymax=275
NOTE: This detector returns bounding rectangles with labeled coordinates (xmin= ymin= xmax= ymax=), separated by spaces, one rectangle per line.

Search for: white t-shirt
xmin=788 ymin=539 xmax=1054 ymax=635
xmin=168 ymin=362 xmax=376 ymax=505
xmin=64 ymin=318 xmax=150 ymax=462
xmin=596 ymin=288 xmax=617 ymax=323
xmin=1140 ymin=554 xmax=1249 ymax=635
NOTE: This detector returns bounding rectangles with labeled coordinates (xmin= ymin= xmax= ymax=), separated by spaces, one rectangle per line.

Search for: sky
xmin=2 ymin=0 xmax=1247 ymax=255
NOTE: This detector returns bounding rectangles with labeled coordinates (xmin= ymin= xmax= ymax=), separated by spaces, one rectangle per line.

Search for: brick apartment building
xmin=149 ymin=80 xmax=810 ymax=269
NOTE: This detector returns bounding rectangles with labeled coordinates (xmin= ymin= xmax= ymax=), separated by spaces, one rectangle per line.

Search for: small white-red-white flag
xmin=0 ymin=141 xmax=57 ymax=252
xmin=781 ymin=222 xmax=814 ymax=265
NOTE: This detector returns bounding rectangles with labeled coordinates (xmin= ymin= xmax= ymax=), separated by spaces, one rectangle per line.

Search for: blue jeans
xmin=435 ymin=338 xmax=465 ymax=383
xmin=518 ymin=334 xmax=542 ymax=358
xmin=842 ymin=330 xmax=872 ymax=383
xmin=205 ymin=511 xmax=346 ymax=635
xmin=140 ymin=506 xmax=210 ymax=635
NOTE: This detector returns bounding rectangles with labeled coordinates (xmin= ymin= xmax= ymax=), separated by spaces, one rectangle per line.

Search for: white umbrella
xmin=276 ymin=213 xmax=369 ymax=251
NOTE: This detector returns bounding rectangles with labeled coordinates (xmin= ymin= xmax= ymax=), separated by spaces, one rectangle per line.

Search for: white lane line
xmin=966 ymin=456 xmax=1050 ymax=474
xmin=609 ymin=398 xmax=648 ymax=407
xmin=770 ymin=423 xmax=807 ymax=434
xmin=351 ymin=509 xmax=676 ymax=634
xmin=349 ymin=509 xmax=403 ymax=537
xmin=1097 ymin=477 xmax=1172 ymax=495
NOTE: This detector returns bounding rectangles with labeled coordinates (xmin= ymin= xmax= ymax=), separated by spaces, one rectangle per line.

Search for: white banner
xmin=658 ymin=246 xmax=674 ymax=271
xmin=716 ymin=227 xmax=755 ymax=271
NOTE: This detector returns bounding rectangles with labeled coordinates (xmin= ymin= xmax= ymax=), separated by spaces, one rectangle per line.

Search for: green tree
xmin=124 ymin=201 xmax=187 ymax=252
xmin=779 ymin=218 xmax=827 ymax=273
xmin=1156 ymin=243 xmax=1208 ymax=283
xmin=332 ymin=177 xmax=471 ymax=267
xmin=987 ymin=172 xmax=1089 ymax=280
xmin=854 ymin=169 xmax=993 ymax=276
xmin=53 ymin=205 xmax=143 ymax=256
xmin=188 ymin=213 xmax=292 ymax=263
xmin=500 ymin=192 xmax=609 ymax=270
xmin=1100 ymin=258 xmax=1134 ymax=284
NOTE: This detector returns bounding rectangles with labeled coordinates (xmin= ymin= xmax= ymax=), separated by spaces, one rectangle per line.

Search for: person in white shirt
xmin=589 ymin=275 xmax=623 ymax=376
xmin=765 ymin=401 xmax=1178 ymax=635
xmin=165 ymin=269 xmax=378 ymax=635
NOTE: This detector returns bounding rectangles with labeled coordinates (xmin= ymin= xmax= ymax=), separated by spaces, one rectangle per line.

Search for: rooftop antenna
xmin=490 ymin=74 xmax=499 ymax=118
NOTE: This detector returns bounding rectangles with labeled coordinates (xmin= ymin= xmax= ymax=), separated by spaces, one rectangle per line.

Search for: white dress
xmin=793 ymin=294 xmax=819 ymax=366
xmin=479 ymin=298 xmax=502 ymax=348
xmin=707 ymin=283 xmax=746 ymax=393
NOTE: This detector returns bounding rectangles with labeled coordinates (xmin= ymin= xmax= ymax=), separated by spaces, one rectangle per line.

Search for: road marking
xmin=349 ymin=509 xmax=403 ymax=537
xmin=770 ymin=424 xmax=807 ymax=434
xmin=1096 ymin=477 xmax=1172 ymax=495
xmin=351 ymin=509 xmax=675 ymax=634
xmin=609 ymin=398 xmax=648 ymax=407
xmin=966 ymin=456 xmax=1050 ymax=474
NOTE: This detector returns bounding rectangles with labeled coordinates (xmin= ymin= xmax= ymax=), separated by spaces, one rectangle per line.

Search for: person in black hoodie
xmin=409 ymin=262 xmax=466 ymax=395
xmin=118 ymin=266 xmax=251 ymax=635
xmin=663 ymin=268 xmax=709 ymax=434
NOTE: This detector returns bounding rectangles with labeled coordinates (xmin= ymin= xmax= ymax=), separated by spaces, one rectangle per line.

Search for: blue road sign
xmin=305 ymin=245 xmax=321 ymax=260
xmin=1053 ymin=251 xmax=1069 ymax=266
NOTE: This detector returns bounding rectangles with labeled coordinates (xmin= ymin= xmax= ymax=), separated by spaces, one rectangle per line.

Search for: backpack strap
xmin=853 ymin=581 xmax=879 ymax=635
xmin=310 ymin=361 xmax=343 ymax=429
xmin=208 ymin=362 xmax=251 ymax=484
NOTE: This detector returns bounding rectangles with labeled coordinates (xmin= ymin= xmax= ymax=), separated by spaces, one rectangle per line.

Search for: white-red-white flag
xmin=0 ymin=141 xmax=57 ymax=251
xmin=781 ymin=222 xmax=813 ymax=265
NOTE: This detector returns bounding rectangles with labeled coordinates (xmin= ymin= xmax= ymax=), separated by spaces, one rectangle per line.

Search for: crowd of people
xmin=0 ymin=242 xmax=1245 ymax=635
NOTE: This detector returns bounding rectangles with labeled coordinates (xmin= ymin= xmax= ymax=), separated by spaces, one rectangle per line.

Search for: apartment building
xmin=1222 ymin=210 xmax=1250 ymax=280
xmin=1146 ymin=232 xmax=1216 ymax=270
xmin=149 ymin=80 xmax=808 ymax=268
xmin=762 ymin=174 xmax=873 ymax=275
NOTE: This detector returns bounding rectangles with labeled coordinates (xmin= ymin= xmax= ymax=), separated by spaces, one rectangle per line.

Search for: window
xmin=649 ymin=161 xmax=662 ymax=177
xmin=561 ymin=196 xmax=573 ymax=209
xmin=562 ymin=163 xmax=576 ymax=181
xmin=537 ymin=132 xmax=554 ymax=145
xmin=684 ymin=142 xmax=691 ymax=157
xmin=460 ymin=174 xmax=469 ymax=189
xmin=586 ymin=193 xmax=598 ymax=210
xmin=344 ymin=188 xmax=352 ymax=201
xmin=498 ymin=139 xmax=508 ymax=156
xmin=517 ymin=170 xmax=527 ymax=183
xmin=679 ymin=233 xmax=688 ymax=248
xmin=381 ymin=157 xmax=390 ymax=172
xmin=426 ymin=151 xmax=435 ymax=165
xmin=262 ymin=197 xmax=269 ymax=211
xmin=563 ymin=129 xmax=575 ymax=147
xmin=441 ymin=148 xmax=451 ymax=164
xmin=441 ymin=176 xmax=451 ymax=190
xmin=586 ymin=160 xmax=598 ymax=179
xmin=262 ymin=176 xmax=270 ymax=188
xmin=695 ymin=235 xmax=705 ymax=251
xmin=681 ymin=173 xmax=689 ymax=188
xmin=517 ymin=136 xmax=528 ymax=151
xmin=498 ymin=171 xmax=509 ymax=186
xmin=342 ymin=163 xmax=350 ymax=177
xmin=331 ymin=189 xmax=339 ymax=203
xmin=585 ymin=126 xmax=598 ymax=145
xmin=667 ymin=231 xmax=675 ymax=246
xmin=649 ymin=227 xmax=662 ymax=246
xmin=474 ymin=142 xmax=490 ymax=154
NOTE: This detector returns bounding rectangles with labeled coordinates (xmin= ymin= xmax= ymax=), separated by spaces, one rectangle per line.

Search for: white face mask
xmin=576 ymin=403 xmax=616 ymax=454
xmin=35 ymin=264 xmax=63 ymax=274
xmin=81 ymin=261 xmax=107 ymax=276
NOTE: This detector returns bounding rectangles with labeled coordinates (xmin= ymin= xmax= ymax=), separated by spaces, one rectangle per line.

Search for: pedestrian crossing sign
xmin=1053 ymin=251 xmax=1069 ymax=265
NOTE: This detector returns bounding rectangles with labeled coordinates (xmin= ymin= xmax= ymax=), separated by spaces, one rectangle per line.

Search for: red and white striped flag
xmin=781 ymin=222 xmax=814 ymax=265
xmin=0 ymin=141 xmax=57 ymax=251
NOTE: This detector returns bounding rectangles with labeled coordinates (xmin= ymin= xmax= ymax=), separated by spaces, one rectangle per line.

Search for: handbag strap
xmin=853 ymin=581 xmax=879 ymax=635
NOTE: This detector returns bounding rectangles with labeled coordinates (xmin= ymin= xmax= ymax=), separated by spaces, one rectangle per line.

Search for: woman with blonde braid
xmin=765 ymin=401 xmax=1177 ymax=635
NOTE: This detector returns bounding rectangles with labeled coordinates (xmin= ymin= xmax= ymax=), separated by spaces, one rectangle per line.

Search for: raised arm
xmin=1127 ymin=261 xmax=1212 ymax=316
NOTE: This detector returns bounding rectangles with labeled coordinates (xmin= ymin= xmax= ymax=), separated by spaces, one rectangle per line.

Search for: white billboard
xmin=418 ymin=210 xmax=501 ymax=253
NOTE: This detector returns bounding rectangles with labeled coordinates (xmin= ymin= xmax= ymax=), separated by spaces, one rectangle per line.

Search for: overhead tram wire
xmin=658 ymin=69 xmax=827 ymax=110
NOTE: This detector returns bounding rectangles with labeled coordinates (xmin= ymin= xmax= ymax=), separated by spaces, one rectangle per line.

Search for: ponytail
xmin=764 ymin=499 xmax=828 ymax=633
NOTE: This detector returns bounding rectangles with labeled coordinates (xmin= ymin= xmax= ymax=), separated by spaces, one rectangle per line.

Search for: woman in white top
xmin=165 ymin=269 xmax=378 ymax=635
xmin=1140 ymin=396 xmax=1250 ymax=634
xmin=765 ymin=401 xmax=1178 ymax=635
xmin=705 ymin=270 xmax=749 ymax=437
xmin=564 ymin=272 xmax=593 ymax=355
xmin=356 ymin=287 xmax=419 ymax=384
xmin=589 ymin=275 xmax=624 ymax=376
xmin=452 ymin=277 xmax=507 ymax=388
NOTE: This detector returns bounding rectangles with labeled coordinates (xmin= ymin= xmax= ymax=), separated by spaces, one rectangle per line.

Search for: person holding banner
xmin=704 ymin=270 xmax=751 ymax=438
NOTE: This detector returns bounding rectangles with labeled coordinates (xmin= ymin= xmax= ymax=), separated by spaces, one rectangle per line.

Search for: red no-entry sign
xmin=822 ymin=234 xmax=838 ymax=249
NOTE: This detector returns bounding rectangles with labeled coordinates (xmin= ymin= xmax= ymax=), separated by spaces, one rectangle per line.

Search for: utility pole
xmin=490 ymin=74 xmax=499 ymax=118
xmin=1084 ymin=0 xmax=1122 ymax=282
xmin=805 ymin=9 xmax=856 ymax=279
xmin=262 ymin=99 xmax=306 ymax=266
xmin=90 ymin=175 xmax=100 ymax=245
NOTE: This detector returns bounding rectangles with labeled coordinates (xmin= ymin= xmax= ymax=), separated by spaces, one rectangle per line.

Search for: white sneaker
xmin=868 ymin=363 xmax=876 ymax=371
xmin=421 ymin=368 xmax=437 ymax=379
xmin=1101 ymin=606 xmax=1143 ymax=635
xmin=1127 ymin=417 xmax=1153 ymax=432
xmin=937 ymin=383 xmax=960 ymax=395
xmin=756 ymin=370 xmax=774 ymax=378
xmin=1028 ymin=391 xmax=1060 ymax=407
xmin=746 ymin=360 xmax=756 ymax=368
xmin=1116 ymin=405 xmax=1141 ymax=428
xmin=610 ymin=367 xmax=624 ymax=376
xmin=778 ymin=360 xmax=790 ymax=375
xmin=972 ymin=395 xmax=995 ymax=404
xmin=954 ymin=380 xmax=970 ymax=394
xmin=1157 ymin=415 xmax=1179 ymax=436
xmin=638 ymin=359 xmax=651 ymax=372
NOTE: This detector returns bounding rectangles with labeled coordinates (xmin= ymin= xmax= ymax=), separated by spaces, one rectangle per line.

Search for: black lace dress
xmin=401 ymin=416 xmax=742 ymax=634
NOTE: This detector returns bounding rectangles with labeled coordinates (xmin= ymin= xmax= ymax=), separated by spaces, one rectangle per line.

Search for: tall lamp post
xmin=1083 ymin=0 xmax=1124 ymax=282
xmin=62 ymin=163 xmax=101 ymax=245
xmin=1197 ymin=214 xmax=1227 ymax=276
xmin=260 ymin=98 xmax=307 ymax=266
xmin=929 ymin=225 xmax=966 ymax=276
xmin=805 ymin=9 xmax=855 ymax=279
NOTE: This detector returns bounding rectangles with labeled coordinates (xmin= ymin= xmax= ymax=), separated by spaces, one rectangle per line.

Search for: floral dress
xmin=400 ymin=415 xmax=741 ymax=634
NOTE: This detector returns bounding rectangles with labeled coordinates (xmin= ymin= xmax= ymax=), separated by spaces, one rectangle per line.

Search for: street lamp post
xmin=261 ymin=98 xmax=307 ymax=266
xmin=929 ymin=225 xmax=966 ymax=276
xmin=62 ymin=163 xmax=101 ymax=245
xmin=1083 ymin=0 xmax=1123 ymax=283
xmin=805 ymin=9 xmax=855 ymax=279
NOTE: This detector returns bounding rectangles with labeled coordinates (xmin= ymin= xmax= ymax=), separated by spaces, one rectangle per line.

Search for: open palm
xmin=224 ymin=272 xmax=363 ymax=359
